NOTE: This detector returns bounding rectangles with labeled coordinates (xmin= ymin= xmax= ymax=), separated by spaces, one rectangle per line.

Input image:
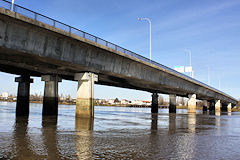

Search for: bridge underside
xmin=0 ymin=46 xmax=190 ymax=97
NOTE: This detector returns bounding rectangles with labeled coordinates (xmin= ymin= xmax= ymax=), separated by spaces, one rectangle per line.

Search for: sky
xmin=0 ymin=0 xmax=240 ymax=100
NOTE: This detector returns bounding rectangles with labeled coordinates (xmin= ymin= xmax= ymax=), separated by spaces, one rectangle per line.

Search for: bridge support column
xmin=42 ymin=75 xmax=62 ymax=116
xmin=209 ymin=101 xmax=215 ymax=111
xmin=188 ymin=94 xmax=196 ymax=113
xmin=227 ymin=103 xmax=232 ymax=113
xmin=15 ymin=75 xmax=33 ymax=116
xmin=202 ymin=100 xmax=208 ymax=112
xmin=74 ymin=73 xmax=98 ymax=118
xmin=215 ymin=100 xmax=221 ymax=113
xmin=169 ymin=94 xmax=176 ymax=113
xmin=151 ymin=93 xmax=158 ymax=113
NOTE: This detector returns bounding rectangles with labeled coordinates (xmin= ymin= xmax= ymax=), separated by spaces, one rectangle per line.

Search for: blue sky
xmin=0 ymin=0 xmax=240 ymax=100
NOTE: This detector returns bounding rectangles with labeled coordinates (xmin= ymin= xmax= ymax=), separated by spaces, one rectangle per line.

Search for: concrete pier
xmin=151 ymin=93 xmax=159 ymax=113
xmin=74 ymin=73 xmax=98 ymax=118
xmin=169 ymin=94 xmax=176 ymax=113
xmin=203 ymin=100 xmax=208 ymax=112
xmin=215 ymin=100 xmax=221 ymax=112
xmin=227 ymin=103 xmax=232 ymax=113
xmin=15 ymin=75 xmax=33 ymax=116
xmin=188 ymin=94 xmax=196 ymax=113
xmin=209 ymin=101 xmax=215 ymax=111
xmin=42 ymin=75 xmax=62 ymax=116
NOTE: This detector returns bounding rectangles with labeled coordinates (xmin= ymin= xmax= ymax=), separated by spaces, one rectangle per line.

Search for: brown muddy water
xmin=0 ymin=102 xmax=240 ymax=160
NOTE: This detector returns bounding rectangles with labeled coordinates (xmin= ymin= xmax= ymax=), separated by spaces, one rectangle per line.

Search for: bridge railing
xmin=0 ymin=0 xmax=235 ymax=100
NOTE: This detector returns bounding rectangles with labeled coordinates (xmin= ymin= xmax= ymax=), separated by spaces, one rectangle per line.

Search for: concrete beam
xmin=42 ymin=75 xmax=62 ymax=116
xmin=215 ymin=100 xmax=221 ymax=113
xmin=15 ymin=75 xmax=33 ymax=116
xmin=74 ymin=73 xmax=98 ymax=118
xmin=151 ymin=93 xmax=158 ymax=113
xmin=169 ymin=94 xmax=176 ymax=113
xmin=188 ymin=94 xmax=196 ymax=113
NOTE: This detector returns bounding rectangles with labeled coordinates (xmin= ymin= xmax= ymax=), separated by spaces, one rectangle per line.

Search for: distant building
xmin=108 ymin=99 xmax=115 ymax=105
xmin=95 ymin=99 xmax=106 ymax=104
xmin=131 ymin=100 xmax=151 ymax=106
xmin=72 ymin=98 xmax=76 ymax=103
xmin=142 ymin=101 xmax=151 ymax=106
xmin=121 ymin=99 xmax=130 ymax=105
xmin=1 ymin=92 xmax=8 ymax=99
xmin=131 ymin=100 xmax=144 ymax=105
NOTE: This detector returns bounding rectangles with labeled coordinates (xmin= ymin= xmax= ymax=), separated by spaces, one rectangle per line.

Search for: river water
xmin=0 ymin=102 xmax=240 ymax=160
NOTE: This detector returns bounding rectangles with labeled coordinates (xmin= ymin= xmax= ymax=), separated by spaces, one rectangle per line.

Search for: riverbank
xmin=232 ymin=106 xmax=240 ymax=112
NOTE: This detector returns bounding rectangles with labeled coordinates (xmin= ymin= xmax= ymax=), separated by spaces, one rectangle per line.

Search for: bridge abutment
xmin=169 ymin=94 xmax=176 ymax=113
xmin=151 ymin=93 xmax=158 ymax=113
xmin=74 ymin=73 xmax=98 ymax=118
xmin=203 ymin=100 xmax=208 ymax=112
xmin=42 ymin=75 xmax=62 ymax=116
xmin=188 ymin=94 xmax=196 ymax=113
xmin=15 ymin=75 xmax=33 ymax=116
xmin=215 ymin=100 xmax=221 ymax=113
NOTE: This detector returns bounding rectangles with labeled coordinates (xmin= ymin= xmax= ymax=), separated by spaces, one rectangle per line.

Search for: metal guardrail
xmin=0 ymin=0 xmax=236 ymax=100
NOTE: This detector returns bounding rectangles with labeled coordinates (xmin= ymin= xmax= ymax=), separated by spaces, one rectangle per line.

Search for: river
xmin=0 ymin=102 xmax=240 ymax=159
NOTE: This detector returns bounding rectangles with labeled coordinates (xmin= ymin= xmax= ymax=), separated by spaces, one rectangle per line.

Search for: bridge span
xmin=0 ymin=0 xmax=237 ymax=117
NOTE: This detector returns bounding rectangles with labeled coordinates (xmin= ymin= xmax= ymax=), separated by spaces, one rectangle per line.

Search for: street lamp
xmin=11 ymin=0 xmax=15 ymax=11
xmin=207 ymin=65 xmax=210 ymax=85
xmin=184 ymin=49 xmax=193 ymax=78
xmin=138 ymin=17 xmax=152 ymax=61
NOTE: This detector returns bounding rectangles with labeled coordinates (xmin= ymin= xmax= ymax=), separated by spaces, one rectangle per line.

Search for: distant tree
xmin=114 ymin=98 xmax=120 ymax=103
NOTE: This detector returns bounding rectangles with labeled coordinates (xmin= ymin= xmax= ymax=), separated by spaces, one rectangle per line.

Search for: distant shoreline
xmin=1 ymin=99 xmax=239 ymax=111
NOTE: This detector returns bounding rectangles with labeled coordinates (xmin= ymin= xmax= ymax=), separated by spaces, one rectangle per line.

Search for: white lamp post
xmin=184 ymin=49 xmax=193 ymax=78
xmin=138 ymin=17 xmax=152 ymax=61
xmin=207 ymin=65 xmax=210 ymax=85
xmin=11 ymin=0 xmax=15 ymax=11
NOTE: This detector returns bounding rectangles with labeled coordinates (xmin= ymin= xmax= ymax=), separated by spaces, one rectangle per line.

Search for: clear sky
xmin=0 ymin=0 xmax=240 ymax=100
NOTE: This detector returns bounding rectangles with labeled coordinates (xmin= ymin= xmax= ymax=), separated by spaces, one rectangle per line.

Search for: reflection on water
xmin=75 ymin=117 xmax=93 ymax=160
xmin=168 ymin=113 xmax=176 ymax=134
xmin=215 ymin=111 xmax=221 ymax=116
xmin=42 ymin=116 xmax=60 ymax=159
xmin=13 ymin=117 xmax=37 ymax=159
xmin=188 ymin=113 xmax=196 ymax=133
xmin=151 ymin=113 xmax=158 ymax=131
xmin=1 ymin=102 xmax=240 ymax=159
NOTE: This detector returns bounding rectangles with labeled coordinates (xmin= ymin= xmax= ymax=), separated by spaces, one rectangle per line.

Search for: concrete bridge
xmin=0 ymin=1 xmax=237 ymax=118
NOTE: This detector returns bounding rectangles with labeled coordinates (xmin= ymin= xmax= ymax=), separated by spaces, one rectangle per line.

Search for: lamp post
xmin=207 ymin=65 xmax=210 ymax=85
xmin=184 ymin=49 xmax=193 ymax=78
xmin=138 ymin=17 xmax=152 ymax=61
xmin=11 ymin=0 xmax=15 ymax=11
